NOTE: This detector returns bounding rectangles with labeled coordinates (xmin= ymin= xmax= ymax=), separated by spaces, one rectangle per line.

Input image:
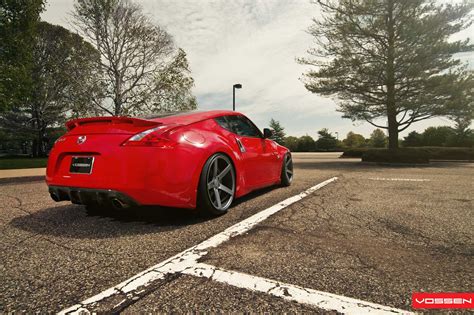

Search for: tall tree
xmin=422 ymin=126 xmax=455 ymax=147
xmin=72 ymin=0 xmax=196 ymax=116
xmin=450 ymin=117 xmax=473 ymax=146
xmin=0 ymin=0 xmax=44 ymax=112
xmin=150 ymin=49 xmax=197 ymax=112
xmin=300 ymin=0 xmax=474 ymax=149
xmin=297 ymin=135 xmax=316 ymax=152
xmin=403 ymin=131 xmax=423 ymax=147
xmin=0 ymin=22 xmax=101 ymax=156
xmin=269 ymin=118 xmax=286 ymax=145
xmin=343 ymin=131 xmax=366 ymax=148
xmin=370 ymin=129 xmax=387 ymax=148
xmin=446 ymin=69 xmax=474 ymax=146
xmin=315 ymin=128 xmax=338 ymax=151
xmin=284 ymin=136 xmax=299 ymax=152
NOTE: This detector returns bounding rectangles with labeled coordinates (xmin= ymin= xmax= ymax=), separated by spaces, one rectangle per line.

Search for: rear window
xmin=142 ymin=110 xmax=200 ymax=119
xmin=215 ymin=115 xmax=262 ymax=138
xmin=215 ymin=116 xmax=231 ymax=131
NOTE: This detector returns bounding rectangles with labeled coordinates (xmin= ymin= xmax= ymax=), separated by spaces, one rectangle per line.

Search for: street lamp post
xmin=233 ymin=83 xmax=242 ymax=111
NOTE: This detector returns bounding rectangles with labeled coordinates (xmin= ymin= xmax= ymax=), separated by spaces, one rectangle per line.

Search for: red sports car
xmin=46 ymin=110 xmax=293 ymax=215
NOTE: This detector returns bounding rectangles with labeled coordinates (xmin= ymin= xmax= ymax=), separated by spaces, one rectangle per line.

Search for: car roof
xmin=147 ymin=110 xmax=242 ymax=125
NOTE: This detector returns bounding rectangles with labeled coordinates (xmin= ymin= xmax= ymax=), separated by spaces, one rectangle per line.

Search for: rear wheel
xmin=198 ymin=153 xmax=236 ymax=216
xmin=281 ymin=153 xmax=293 ymax=186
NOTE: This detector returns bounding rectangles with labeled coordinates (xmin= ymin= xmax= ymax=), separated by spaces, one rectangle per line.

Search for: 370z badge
xmin=77 ymin=136 xmax=87 ymax=144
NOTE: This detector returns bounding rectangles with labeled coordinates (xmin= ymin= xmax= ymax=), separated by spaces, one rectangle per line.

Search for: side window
xmin=226 ymin=115 xmax=262 ymax=138
xmin=215 ymin=116 xmax=231 ymax=132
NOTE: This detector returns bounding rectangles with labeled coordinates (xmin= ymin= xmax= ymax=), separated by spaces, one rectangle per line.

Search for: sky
xmin=42 ymin=0 xmax=474 ymax=139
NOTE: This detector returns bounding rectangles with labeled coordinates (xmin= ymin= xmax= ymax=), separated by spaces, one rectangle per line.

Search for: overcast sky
xmin=42 ymin=0 xmax=474 ymax=139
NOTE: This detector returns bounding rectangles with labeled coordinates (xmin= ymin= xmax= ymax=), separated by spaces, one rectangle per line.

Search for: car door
xmin=240 ymin=115 xmax=281 ymax=182
xmin=224 ymin=115 xmax=274 ymax=188
xmin=262 ymin=136 xmax=281 ymax=180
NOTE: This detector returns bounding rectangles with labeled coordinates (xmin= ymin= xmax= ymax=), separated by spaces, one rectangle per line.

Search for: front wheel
xmin=280 ymin=153 xmax=293 ymax=186
xmin=197 ymin=153 xmax=236 ymax=216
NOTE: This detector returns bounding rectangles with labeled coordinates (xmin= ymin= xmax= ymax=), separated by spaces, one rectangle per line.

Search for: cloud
xmin=143 ymin=0 xmax=340 ymax=132
xmin=42 ymin=0 xmax=474 ymax=139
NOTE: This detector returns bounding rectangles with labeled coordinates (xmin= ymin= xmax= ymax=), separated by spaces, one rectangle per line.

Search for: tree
xmin=150 ymin=49 xmax=196 ymax=112
xmin=403 ymin=131 xmax=423 ymax=147
xmin=315 ymin=128 xmax=338 ymax=151
xmin=422 ymin=126 xmax=455 ymax=147
xmin=343 ymin=132 xmax=366 ymax=148
xmin=452 ymin=119 xmax=473 ymax=146
xmin=300 ymin=0 xmax=474 ymax=149
xmin=0 ymin=0 xmax=44 ymax=112
xmin=447 ymin=71 xmax=474 ymax=146
xmin=0 ymin=22 xmax=101 ymax=156
xmin=370 ymin=129 xmax=387 ymax=148
xmin=269 ymin=118 xmax=286 ymax=145
xmin=72 ymin=0 xmax=196 ymax=116
xmin=284 ymin=136 xmax=298 ymax=152
xmin=297 ymin=135 xmax=316 ymax=152
xmin=449 ymin=115 xmax=473 ymax=146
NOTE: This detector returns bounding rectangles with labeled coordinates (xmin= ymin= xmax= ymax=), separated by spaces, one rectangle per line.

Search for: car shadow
xmin=9 ymin=203 xmax=213 ymax=239
xmin=8 ymin=185 xmax=283 ymax=239
xmin=232 ymin=185 xmax=278 ymax=206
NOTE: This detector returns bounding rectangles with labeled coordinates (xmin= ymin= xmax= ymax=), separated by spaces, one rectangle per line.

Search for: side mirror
xmin=263 ymin=128 xmax=273 ymax=139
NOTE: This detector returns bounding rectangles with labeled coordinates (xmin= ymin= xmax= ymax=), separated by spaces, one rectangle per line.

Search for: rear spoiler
xmin=66 ymin=116 xmax=160 ymax=131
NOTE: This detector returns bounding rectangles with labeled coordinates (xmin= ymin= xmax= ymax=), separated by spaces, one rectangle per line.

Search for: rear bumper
xmin=46 ymin=135 xmax=208 ymax=208
xmin=48 ymin=185 xmax=139 ymax=208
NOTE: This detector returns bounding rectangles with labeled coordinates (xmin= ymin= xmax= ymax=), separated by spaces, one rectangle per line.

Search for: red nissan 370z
xmin=46 ymin=110 xmax=293 ymax=216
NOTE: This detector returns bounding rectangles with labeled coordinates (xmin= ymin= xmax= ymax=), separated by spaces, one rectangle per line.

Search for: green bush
xmin=340 ymin=148 xmax=370 ymax=158
xmin=343 ymin=147 xmax=474 ymax=162
xmin=417 ymin=147 xmax=474 ymax=160
xmin=362 ymin=149 xmax=429 ymax=164
xmin=360 ymin=147 xmax=474 ymax=164
xmin=0 ymin=157 xmax=48 ymax=169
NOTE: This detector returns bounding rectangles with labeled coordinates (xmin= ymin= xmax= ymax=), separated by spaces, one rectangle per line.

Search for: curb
xmin=0 ymin=175 xmax=45 ymax=185
xmin=360 ymin=160 xmax=473 ymax=167
xmin=360 ymin=161 xmax=430 ymax=167
xmin=430 ymin=159 xmax=473 ymax=163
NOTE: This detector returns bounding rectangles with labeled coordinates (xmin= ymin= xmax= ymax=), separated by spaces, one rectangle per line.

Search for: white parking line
xmin=183 ymin=263 xmax=413 ymax=315
xmin=59 ymin=177 xmax=338 ymax=314
xmin=368 ymin=178 xmax=430 ymax=182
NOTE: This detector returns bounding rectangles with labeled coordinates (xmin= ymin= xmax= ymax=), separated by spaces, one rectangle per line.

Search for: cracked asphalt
xmin=1 ymin=153 xmax=472 ymax=313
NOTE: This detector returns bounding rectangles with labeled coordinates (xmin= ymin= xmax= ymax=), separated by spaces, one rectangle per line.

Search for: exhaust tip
xmin=111 ymin=198 xmax=129 ymax=209
xmin=50 ymin=193 xmax=60 ymax=202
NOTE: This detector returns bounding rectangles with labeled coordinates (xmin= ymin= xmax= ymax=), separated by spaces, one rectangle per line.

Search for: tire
xmin=197 ymin=153 xmax=236 ymax=216
xmin=280 ymin=153 xmax=293 ymax=186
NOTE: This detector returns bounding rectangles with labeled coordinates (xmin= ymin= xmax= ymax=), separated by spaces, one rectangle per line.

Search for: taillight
xmin=122 ymin=125 xmax=176 ymax=147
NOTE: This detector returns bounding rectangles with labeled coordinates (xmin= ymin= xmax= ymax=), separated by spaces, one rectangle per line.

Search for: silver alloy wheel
xmin=206 ymin=155 xmax=235 ymax=211
xmin=285 ymin=154 xmax=293 ymax=182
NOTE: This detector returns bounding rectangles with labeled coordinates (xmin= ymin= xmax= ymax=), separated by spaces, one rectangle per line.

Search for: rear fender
xmin=191 ymin=133 xmax=244 ymax=202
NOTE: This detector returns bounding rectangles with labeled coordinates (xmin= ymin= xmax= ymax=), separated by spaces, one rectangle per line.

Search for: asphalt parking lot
xmin=1 ymin=152 xmax=472 ymax=313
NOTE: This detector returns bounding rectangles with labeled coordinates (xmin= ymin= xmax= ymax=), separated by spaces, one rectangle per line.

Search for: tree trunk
xmin=37 ymin=128 xmax=45 ymax=157
xmin=32 ymin=139 xmax=38 ymax=157
xmin=114 ymin=99 xmax=121 ymax=116
xmin=32 ymin=131 xmax=46 ymax=157
xmin=387 ymin=110 xmax=399 ymax=150
xmin=114 ymin=69 xmax=123 ymax=116
xmin=386 ymin=0 xmax=399 ymax=150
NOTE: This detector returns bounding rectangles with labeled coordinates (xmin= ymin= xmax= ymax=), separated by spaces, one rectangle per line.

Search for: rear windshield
xmin=142 ymin=110 xmax=201 ymax=119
